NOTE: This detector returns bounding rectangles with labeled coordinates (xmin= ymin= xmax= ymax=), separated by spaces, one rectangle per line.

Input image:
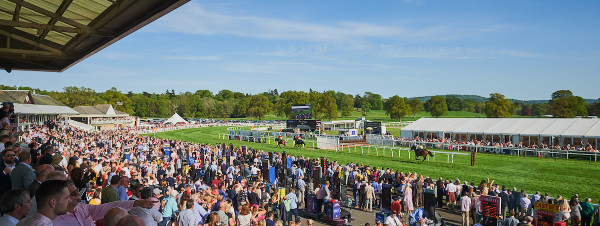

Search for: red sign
xmin=480 ymin=195 xmax=501 ymax=226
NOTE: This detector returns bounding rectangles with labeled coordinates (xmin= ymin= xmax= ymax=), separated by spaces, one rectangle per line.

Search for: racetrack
xmin=150 ymin=126 xmax=600 ymax=201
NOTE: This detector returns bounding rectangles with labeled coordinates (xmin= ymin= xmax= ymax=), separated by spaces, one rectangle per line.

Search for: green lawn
xmin=150 ymin=126 xmax=600 ymax=201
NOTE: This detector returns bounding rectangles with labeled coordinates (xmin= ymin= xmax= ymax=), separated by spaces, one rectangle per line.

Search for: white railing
xmin=66 ymin=120 xmax=94 ymax=132
xmin=383 ymin=121 xmax=412 ymax=127
xmin=90 ymin=119 xmax=135 ymax=125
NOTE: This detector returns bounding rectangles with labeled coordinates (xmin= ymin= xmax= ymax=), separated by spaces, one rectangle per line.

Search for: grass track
xmin=150 ymin=126 xmax=600 ymax=201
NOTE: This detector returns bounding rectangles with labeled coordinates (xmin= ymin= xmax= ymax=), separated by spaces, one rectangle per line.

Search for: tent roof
xmin=14 ymin=103 xmax=77 ymax=115
xmin=484 ymin=118 xmax=521 ymax=134
xmin=0 ymin=0 xmax=189 ymax=72
xmin=556 ymin=118 xmax=598 ymax=137
xmin=165 ymin=112 xmax=186 ymax=124
xmin=584 ymin=121 xmax=600 ymax=138
xmin=539 ymin=119 xmax=578 ymax=137
xmin=402 ymin=118 xmax=600 ymax=138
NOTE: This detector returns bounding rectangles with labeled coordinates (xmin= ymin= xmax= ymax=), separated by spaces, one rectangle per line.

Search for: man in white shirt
xmin=0 ymin=190 xmax=32 ymax=226
xmin=129 ymin=187 xmax=162 ymax=225
xmin=460 ymin=192 xmax=472 ymax=226
xmin=385 ymin=211 xmax=403 ymax=226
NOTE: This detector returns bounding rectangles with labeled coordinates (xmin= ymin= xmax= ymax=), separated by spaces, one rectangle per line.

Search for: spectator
xmin=461 ymin=191 xmax=472 ymax=226
xmin=11 ymin=151 xmax=34 ymax=190
xmin=178 ymin=199 xmax=196 ymax=226
xmin=1 ymin=149 xmax=18 ymax=197
xmin=160 ymin=189 xmax=178 ymax=226
xmin=117 ymin=215 xmax=145 ymax=226
xmin=503 ymin=210 xmax=519 ymax=226
xmin=103 ymin=207 xmax=129 ymax=226
xmin=285 ymin=188 xmax=299 ymax=222
xmin=129 ymin=187 xmax=162 ymax=226
xmin=54 ymin=180 xmax=157 ymax=225
xmin=385 ymin=211 xmax=403 ymax=226
xmin=102 ymin=174 xmax=121 ymax=203
xmin=238 ymin=204 xmax=252 ymax=226
xmin=27 ymin=164 xmax=54 ymax=197
xmin=118 ymin=176 xmax=130 ymax=201
xmin=17 ymin=180 xmax=72 ymax=226
xmin=520 ymin=193 xmax=531 ymax=217
xmin=0 ymin=190 xmax=32 ymax=226
xmin=580 ymin=198 xmax=593 ymax=226
xmin=38 ymin=147 xmax=54 ymax=165
xmin=571 ymin=195 xmax=582 ymax=226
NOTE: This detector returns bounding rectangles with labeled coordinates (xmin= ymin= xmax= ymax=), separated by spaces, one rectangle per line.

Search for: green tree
xmin=274 ymin=91 xmax=309 ymax=118
xmin=247 ymin=95 xmax=273 ymax=119
xmin=445 ymin=95 xmax=463 ymax=111
xmin=339 ymin=94 xmax=354 ymax=117
xmin=364 ymin=92 xmax=383 ymax=110
xmin=360 ymin=101 xmax=371 ymax=116
xmin=100 ymin=87 xmax=133 ymax=114
xmin=549 ymin=90 xmax=588 ymax=117
xmin=531 ymin=103 xmax=547 ymax=117
xmin=484 ymin=93 xmax=512 ymax=118
xmin=424 ymin=96 xmax=447 ymax=117
xmin=130 ymin=94 xmax=151 ymax=116
xmin=408 ymin=99 xmax=424 ymax=118
xmin=462 ymin=99 xmax=476 ymax=112
xmin=319 ymin=94 xmax=338 ymax=120
xmin=50 ymin=86 xmax=99 ymax=107
xmin=216 ymin=90 xmax=234 ymax=101
xmin=195 ymin=90 xmax=214 ymax=98
xmin=384 ymin=95 xmax=410 ymax=121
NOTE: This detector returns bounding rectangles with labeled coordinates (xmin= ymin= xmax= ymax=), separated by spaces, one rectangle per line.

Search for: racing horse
xmin=293 ymin=136 xmax=305 ymax=148
xmin=275 ymin=137 xmax=286 ymax=148
xmin=411 ymin=145 xmax=434 ymax=162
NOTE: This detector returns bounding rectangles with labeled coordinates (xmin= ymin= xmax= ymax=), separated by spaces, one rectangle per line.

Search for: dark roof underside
xmin=0 ymin=0 xmax=189 ymax=72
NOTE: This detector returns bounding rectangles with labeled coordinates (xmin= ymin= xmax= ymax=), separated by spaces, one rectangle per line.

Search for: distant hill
xmin=410 ymin=94 xmax=597 ymax=104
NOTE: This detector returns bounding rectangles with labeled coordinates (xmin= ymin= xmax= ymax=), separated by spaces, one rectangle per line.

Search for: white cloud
xmin=149 ymin=2 xmax=485 ymax=43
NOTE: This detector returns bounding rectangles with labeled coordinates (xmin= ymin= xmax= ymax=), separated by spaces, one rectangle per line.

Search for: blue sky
xmin=3 ymin=0 xmax=599 ymax=100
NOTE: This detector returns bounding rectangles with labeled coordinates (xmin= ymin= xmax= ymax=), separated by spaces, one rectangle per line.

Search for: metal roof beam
xmin=0 ymin=48 xmax=62 ymax=56
xmin=63 ymin=0 xmax=136 ymax=53
xmin=8 ymin=0 xmax=92 ymax=32
xmin=0 ymin=29 xmax=63 ymax=54
xmin=38 ymin=0 xmax=73 ymax=41
xmin=0 ymin=20 xmax=113 ymax=36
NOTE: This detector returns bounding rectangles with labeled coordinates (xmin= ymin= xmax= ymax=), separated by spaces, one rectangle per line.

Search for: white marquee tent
xmin=165 ymin=113 xmax=187 ymax=124
xmin=401 ymin=118 xmax=600 ymax=149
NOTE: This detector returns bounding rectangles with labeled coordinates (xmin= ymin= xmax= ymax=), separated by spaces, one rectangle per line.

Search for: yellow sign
xmin=534 ymin=202 xmax=560 ymax=213
xmin=278 ymin=187 xmax=286 ymax=200
xmin=153 ymin=128 xmax=157 ymax=132
xmin=252 ymin=126 xmax=255 ymax=130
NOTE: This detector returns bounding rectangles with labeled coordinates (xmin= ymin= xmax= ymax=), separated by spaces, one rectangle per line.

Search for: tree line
xmin=1 ymin=85 xmax=598 ymax=120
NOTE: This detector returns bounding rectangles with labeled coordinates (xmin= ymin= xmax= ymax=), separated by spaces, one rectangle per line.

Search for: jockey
xmin=417 ymin=145 xmax=423 ymax=150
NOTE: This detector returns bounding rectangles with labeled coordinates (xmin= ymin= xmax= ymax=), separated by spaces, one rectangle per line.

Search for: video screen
xmin=291 ymin=105 xmax=312 ymax=119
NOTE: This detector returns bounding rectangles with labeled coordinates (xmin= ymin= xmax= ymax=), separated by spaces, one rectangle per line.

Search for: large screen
xmin=286 ymin=120 xmax=319 ymax=131
xmin=291 ymin=105 xmax=312 ymax=119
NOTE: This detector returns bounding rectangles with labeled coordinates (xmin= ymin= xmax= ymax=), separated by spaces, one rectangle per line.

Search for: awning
xmin=14 ymin=103 xmax=78 ymax=115
xmin=0 ymin=0 xmax=190 ymax=72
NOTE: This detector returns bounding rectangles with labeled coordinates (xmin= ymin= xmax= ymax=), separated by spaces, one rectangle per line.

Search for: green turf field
xmin=150 ymin=126 xmax=600 ymax=201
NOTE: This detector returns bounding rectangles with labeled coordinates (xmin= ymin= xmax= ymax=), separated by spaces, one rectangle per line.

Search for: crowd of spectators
xmin=0 ymin=108 xmax=598 ymax=226
xmin=398 ymin=137 xmax=600 ymax=152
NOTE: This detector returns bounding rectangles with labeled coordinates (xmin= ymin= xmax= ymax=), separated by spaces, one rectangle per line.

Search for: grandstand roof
xmin=72 ymin=104 xmax=128 ymax=117
xmin=0 ymin=0 xmax=189 ymax=72
xmin=0 ymin=90 xmax=65 ymax=105
xmin=14 ymin=103 xmax=77 ymax=115
xmin=402 ymin=118 xmax=600 ymax=138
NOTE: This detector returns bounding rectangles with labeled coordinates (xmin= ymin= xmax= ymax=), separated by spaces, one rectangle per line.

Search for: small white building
xmin=69 ymin=104 xmax=134 ymax=130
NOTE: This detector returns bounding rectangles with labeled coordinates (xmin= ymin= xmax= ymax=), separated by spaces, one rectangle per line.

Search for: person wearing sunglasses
xmin=0 ymin=149 xmax=19 ymax=197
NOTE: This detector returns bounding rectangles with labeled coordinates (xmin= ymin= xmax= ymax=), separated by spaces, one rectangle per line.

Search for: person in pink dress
xmin=404 ymin=183 xmax=414 ymax=216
